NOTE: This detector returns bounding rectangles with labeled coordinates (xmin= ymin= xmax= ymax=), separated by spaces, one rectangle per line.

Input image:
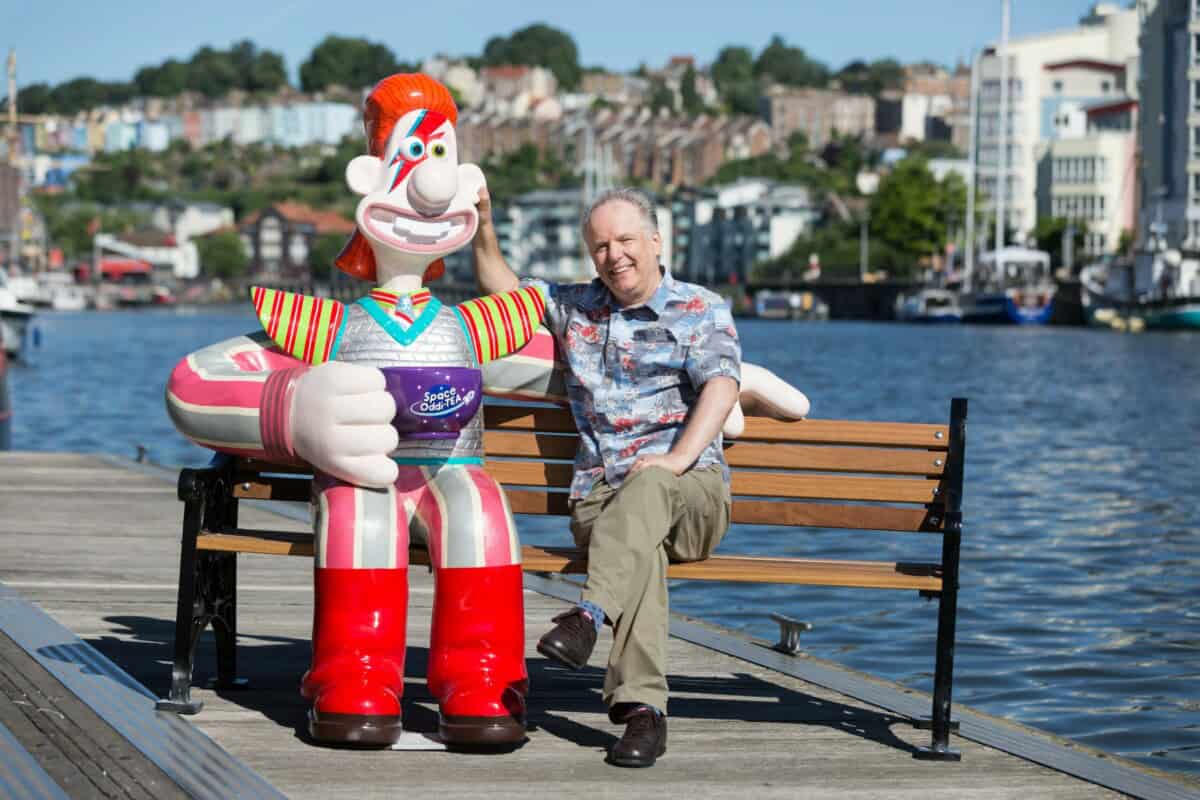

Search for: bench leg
xmin=157 ymin=492 xmax=207 ymax=714
xmin=915 ymin=527 xmax=962 ymax=761
xmin=205 ymin=551 xmax=249 ymax=690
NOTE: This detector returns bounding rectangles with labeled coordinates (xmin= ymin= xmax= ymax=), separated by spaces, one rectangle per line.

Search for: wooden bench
xmin=157 ymin=398 xmax=968 ymax=760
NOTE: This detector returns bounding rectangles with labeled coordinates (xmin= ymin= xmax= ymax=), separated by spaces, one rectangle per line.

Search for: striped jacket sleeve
xmin=251 ymin=287 xmax=346 ymax=365
xmin=164 ymin=331 xmax=307 ymax=463
xmin=453 ymin=285 xmax=547 ymax=365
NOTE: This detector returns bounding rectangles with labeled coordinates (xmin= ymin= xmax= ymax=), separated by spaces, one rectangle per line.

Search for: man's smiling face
xmin=585 ymin=199 xmax=663 ymax=308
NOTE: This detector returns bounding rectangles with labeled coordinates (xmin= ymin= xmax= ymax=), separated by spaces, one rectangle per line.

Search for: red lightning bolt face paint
xmin=387 ymin=110 xmax=450 ymax=192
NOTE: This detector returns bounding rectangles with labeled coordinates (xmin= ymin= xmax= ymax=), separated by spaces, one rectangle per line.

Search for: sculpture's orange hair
xmin=335 ymin=74 xmax=460 ymax=283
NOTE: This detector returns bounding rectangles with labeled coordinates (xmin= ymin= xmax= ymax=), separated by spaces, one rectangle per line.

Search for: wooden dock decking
xmin=0 ymin=452 xmax=1193 ymax=799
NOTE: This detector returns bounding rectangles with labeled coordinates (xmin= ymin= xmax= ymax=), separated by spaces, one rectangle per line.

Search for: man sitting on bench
xmin=473 ymin=185 xmax=769 ymax=768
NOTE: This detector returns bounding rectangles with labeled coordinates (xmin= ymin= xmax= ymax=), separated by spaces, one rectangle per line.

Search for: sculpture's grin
xmin=363 ymin=204 xmax=475 ymax=254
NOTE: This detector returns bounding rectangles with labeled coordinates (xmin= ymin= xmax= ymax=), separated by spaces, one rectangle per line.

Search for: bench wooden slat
xmin=730 ymin=500 xmax=942 ymax=531
xmin=737 ymin=417 xmax=950 ymax=449
xmin=484 ymin=405 xmax=949 ymax=449
xmin=484 ymin=461 xmax=942 ymax=504
xmin=483 ymin=430 xmax=579 ymax=460
xmin=484 ymin=405 xmax=580 ymax=433
xmin=195 ymin=532 xmax=941 ymax=591
xmin=485 ymin=430 xmax=947 ymax=476
xmin=724 ymin=441 xmax=946 ymax=476
xmin=230 ymin=482 xmax=943 ymax=532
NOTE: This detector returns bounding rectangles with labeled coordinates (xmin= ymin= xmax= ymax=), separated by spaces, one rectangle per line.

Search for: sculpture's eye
xmin=400 ymin=136 xmax=425 ymax=160
xmin=429 ymin=141 xmax=448 ymax=158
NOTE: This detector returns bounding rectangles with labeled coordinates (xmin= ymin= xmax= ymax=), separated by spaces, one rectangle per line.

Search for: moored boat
xmin=961 ymin=247 xmax=1056 ymax=325
xmin=894 ymin=288 xmax=962 ymax=323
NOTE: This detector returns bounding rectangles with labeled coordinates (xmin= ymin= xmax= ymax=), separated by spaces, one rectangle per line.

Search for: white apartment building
xmin=671 ymin=178 xmax=818 ymax=286
xmin=976 ymin=3 xmax=1139 ymax=244
xmin=1036 ymin=59 xmax=1139 ymax=258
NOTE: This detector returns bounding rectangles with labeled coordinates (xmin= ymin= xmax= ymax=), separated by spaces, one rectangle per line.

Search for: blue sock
xmin=577 ymin=600 xmax=606 ymax=633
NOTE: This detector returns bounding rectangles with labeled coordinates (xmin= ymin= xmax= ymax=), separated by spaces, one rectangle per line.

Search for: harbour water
xmin=6 ymin=306 xmax=1199 ymax=777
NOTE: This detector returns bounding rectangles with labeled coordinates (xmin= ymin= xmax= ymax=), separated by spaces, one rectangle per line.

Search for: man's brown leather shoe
xmin=536 ymin=608 xmax=597 ymax=670
xmin=608 ymin=705 xmax=667 ymax=767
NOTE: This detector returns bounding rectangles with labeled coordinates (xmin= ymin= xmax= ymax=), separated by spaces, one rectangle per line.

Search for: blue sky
xmin=6 ymin=0 xmax=1098 ymax=90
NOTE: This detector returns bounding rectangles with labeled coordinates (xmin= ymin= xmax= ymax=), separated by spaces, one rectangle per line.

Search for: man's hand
xmin=290 ymin=361 xmax=399 ymax=488
xmin=475 ymin=186 xmax=494 ymax=231
xmin=472 ymin=185 xmax=519 ymax=294
xmin=627 ymin=451 xmax=690 ymax=478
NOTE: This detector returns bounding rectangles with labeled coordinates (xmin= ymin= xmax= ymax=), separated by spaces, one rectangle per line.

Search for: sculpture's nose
xmin=407 ymin=159 xmax=457 ymax=217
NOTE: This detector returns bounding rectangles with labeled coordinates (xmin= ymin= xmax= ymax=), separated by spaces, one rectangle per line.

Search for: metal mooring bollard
xmin=769 ymin=612 xmax=813 ymax=656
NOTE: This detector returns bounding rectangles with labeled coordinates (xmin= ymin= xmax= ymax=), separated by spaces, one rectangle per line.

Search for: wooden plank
xmin=730 ymin=500 xmax=943 ymax=532
xmin=484 ymin=460 xmax=576 ymax=488
xmin=503 ymin=491 xmax=944 ymax=533
xmin=505 ymin=488 xmax=571 ymax=516
xmin=196 ymin=533 xmax=941 ymax=591
xmin=483 ymin=432 xmax=947 ymax=476
xmin=482 ymin=430 xmax=579 ymax=460
xmin=483 ymin=405 xmax=578 ymax=433
xmin=484 ymin=461 xmax=941 ymax=503
xmin=484 ymin=405 xmax=949 ymax=449
xmin=724 ymin=441 xmax=947 ymax=476
xmin=737 ymin=417 xmax=949 ymax=449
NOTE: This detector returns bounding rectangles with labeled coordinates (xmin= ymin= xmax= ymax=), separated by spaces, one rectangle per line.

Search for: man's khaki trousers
xmin=569 ymin=464 xmax=731 ymax=714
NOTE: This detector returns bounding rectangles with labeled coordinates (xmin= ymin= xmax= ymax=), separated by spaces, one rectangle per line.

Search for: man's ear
xmin=346 ymin=155 xmax=384 ymax=196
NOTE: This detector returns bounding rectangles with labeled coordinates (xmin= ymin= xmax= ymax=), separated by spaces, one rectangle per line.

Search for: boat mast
xmin=965 ymin=49 xmax=980 ymax=292
xmin=6 ymin=49 xmax=18 ymax=271
xmin=995 ymin=0 xmax=1011 ymax=258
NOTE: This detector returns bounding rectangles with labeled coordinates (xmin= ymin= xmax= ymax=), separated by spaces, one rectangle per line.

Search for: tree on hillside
xmin=134 ymin=59 xmax=189 ymax=97
xmin=680 ymin=65 xmax=705 ymax=117
xmin=754 ymin=36 xmax=829 ymax=88
xmin=197 ymin=231 xmax=250 ymax=280
xmin=834 ymin=58 xmax=905 ymax=96
xmin=711 ymin=46 xmax=760 ymax=115
xmin=648 ymin=78 xmax=675 ymax=113
xmin=300 ymin=36 xmax=406 ymax=92
xmin=481 ymin=24 xmax=581 ymax=90
xmin=185 ymin=47 xmax=244 ymax=97
xmin=14 ymin=83 xmax=53 ymax=114
xmin=230 ymin=40 xmax=288 ymax=92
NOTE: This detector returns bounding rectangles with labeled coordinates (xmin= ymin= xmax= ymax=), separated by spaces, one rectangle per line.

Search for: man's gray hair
xmin=581 ymin=187 xmax=659 ymax=239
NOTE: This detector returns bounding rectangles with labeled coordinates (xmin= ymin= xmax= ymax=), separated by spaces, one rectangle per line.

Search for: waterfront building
xmin=1136 ymin=0 xmax=1199 ymax=260
xmin=234 ymin=202 xmax=355 ymax=282
xmin=975 ymin=2 xmax=1138 ymax=244
xmin=671 ymin=178 xmax=819 ymax=286
xmin=1038 ymin=97 xmax=1137 ymax=258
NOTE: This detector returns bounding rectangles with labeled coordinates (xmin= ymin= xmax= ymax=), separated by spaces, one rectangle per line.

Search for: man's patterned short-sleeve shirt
xmin=525 ymin=270 xmax=741 ymax=499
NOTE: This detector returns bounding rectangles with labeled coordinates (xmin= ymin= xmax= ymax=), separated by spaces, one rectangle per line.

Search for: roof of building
xmin=240 ymin=202 xmax=356 ymax=235
xmin=1085 ymin=98 xmax=1138 ymax=117
xmin=1044 ymin=58 xmax=1125 ymax=73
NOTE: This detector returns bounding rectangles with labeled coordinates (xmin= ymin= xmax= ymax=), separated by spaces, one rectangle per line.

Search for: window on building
xmin=1053 ymin=80 xmax=1063 ymax=93
xmin=1100 ymin=81 xmax=1111 ymax=94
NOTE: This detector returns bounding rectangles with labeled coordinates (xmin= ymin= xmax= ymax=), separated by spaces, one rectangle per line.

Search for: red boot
xmin=301 ymin=567 xmax=408 ymax=746
xmin=427 ymin=564 xmax=528 ymax=745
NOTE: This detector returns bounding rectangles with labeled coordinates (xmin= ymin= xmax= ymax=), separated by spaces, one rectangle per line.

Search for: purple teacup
xmin=381 ymin=366 xmax=483 ymax=440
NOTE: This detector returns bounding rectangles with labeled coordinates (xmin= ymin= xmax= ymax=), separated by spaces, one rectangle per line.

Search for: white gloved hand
xmin=722 ymin=361 xmax=811 ymax=439
xmin=290 ymin=361 xmax=399 ymax=488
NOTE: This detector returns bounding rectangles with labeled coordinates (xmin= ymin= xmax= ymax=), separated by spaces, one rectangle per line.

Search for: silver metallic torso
xmin=335 ymin=301 xmax=482 ymax=461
